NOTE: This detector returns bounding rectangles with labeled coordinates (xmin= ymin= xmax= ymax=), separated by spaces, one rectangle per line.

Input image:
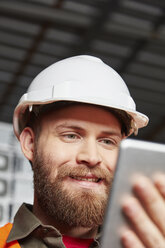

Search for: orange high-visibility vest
xmin=0 ymin=223 xmax=20 ymax=248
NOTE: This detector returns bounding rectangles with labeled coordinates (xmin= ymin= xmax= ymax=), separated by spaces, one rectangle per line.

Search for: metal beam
xmin=118 ymin=9 xmax=165 ymax=74
xmin=0 ymin=0 xmax=90 ymax=28
xmin=72 ymin=0 xmax=121 ymax=54
xmin=0 ymin=0 xmax=64 ymax=109
xmin=134 ymin=0 xmax=165 ymax=9
xmin=117 ymin=9 xmax=165 ymax=140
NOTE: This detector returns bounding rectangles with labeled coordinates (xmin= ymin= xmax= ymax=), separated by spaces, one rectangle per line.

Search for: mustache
xmin=56 ymin=165 xmax=113 ymax=185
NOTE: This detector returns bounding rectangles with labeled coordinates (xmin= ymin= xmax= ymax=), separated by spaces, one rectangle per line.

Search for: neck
xmin=33 ymin=197 xmax=98 ymax=239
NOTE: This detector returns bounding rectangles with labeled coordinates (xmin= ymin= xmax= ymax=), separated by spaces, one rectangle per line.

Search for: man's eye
xmin=65 ymin=134 xmax=77 ymax=139
xmin=62 ymin=133 xmax=80 ymax=141
xmin=100 ymin=139 xmax=115 ymax=145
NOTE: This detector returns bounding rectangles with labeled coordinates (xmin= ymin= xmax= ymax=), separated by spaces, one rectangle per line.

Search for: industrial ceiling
xmin=0 ymin=0 xmax=165 ymax=143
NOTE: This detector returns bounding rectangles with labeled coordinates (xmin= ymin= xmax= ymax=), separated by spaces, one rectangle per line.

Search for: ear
xmin=19 ymin=127 xmax=35 ymax=162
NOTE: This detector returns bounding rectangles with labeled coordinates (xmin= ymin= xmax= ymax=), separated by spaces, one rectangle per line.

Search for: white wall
xmin=0 ymin=122 xmax=33 ymax=226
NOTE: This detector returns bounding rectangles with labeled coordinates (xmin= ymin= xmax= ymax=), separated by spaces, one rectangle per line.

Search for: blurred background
xmin=0 ymin=0 xmax=165 ymax=226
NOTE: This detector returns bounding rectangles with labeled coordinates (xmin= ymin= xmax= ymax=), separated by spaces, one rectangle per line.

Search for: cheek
xmin=104 ymin=149 xmax=119 ymax=173
xmin=43 ymin=141 xmax=77 ymax=166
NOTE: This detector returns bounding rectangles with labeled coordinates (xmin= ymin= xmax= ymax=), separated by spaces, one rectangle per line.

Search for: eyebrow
xmin=101 ymin=130 xmax=122 ymax=138
xmin=55 ymin=124 xmax=84 ymax=132
xmin=55 ymin=123 xmax=122 ymax=137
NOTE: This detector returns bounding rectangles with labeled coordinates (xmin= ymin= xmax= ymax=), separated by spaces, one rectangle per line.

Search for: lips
xmin=70 ymin=176 xmax=101 ymax=183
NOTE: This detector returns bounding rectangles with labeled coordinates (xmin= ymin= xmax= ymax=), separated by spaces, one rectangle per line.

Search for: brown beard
xmin=32 ymin=148 xmax=113 ymax=228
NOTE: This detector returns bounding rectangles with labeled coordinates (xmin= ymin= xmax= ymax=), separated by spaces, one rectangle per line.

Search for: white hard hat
xmin=13 ymin=55 xmax=149 ymax=139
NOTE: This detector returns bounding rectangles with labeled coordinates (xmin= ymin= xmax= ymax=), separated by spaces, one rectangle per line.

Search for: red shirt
xmin=63 ymin=235 xmax=94 ymax=248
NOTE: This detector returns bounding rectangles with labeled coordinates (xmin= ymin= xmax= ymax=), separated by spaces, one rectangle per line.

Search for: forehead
xmin=41 ymin=104 xmax=122 ymax=131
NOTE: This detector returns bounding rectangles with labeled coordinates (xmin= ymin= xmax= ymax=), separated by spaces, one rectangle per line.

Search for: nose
xmin=76 ymin=138 xmax=102 ymax=167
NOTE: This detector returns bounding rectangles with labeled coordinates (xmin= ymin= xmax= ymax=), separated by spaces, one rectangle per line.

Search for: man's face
xmin=32 ymin=104 xmax=123 ymax=227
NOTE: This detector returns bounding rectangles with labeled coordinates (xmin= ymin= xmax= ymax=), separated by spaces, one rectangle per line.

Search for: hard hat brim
xmin=13 ymin=95 xmax=149 ymax=140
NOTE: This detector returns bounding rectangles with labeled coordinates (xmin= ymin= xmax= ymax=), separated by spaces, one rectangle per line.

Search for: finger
xmin=132 ymin=175 xmax=165 ymax=236
xmin=153 ymin=173 xmax=165 ymax=198
xmin=120 ymin=228 xmax=145 ymax=248
xmin=122 ymin=196 xmax=165 ymax=248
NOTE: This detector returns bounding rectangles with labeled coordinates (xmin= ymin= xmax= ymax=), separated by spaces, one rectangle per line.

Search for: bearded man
xmin=1 ymin=56 xmax=165 ymax=248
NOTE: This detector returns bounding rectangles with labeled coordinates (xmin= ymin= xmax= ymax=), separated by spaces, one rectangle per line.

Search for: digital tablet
xmin=101 ymin=139 xmax=165 ymax=248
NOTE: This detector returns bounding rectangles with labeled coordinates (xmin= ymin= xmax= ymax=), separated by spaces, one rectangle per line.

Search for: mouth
xmin=62 ymin=172 xmax=108 ymax=190
xmin=69 ymin=176 xmax=102 ymax=183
